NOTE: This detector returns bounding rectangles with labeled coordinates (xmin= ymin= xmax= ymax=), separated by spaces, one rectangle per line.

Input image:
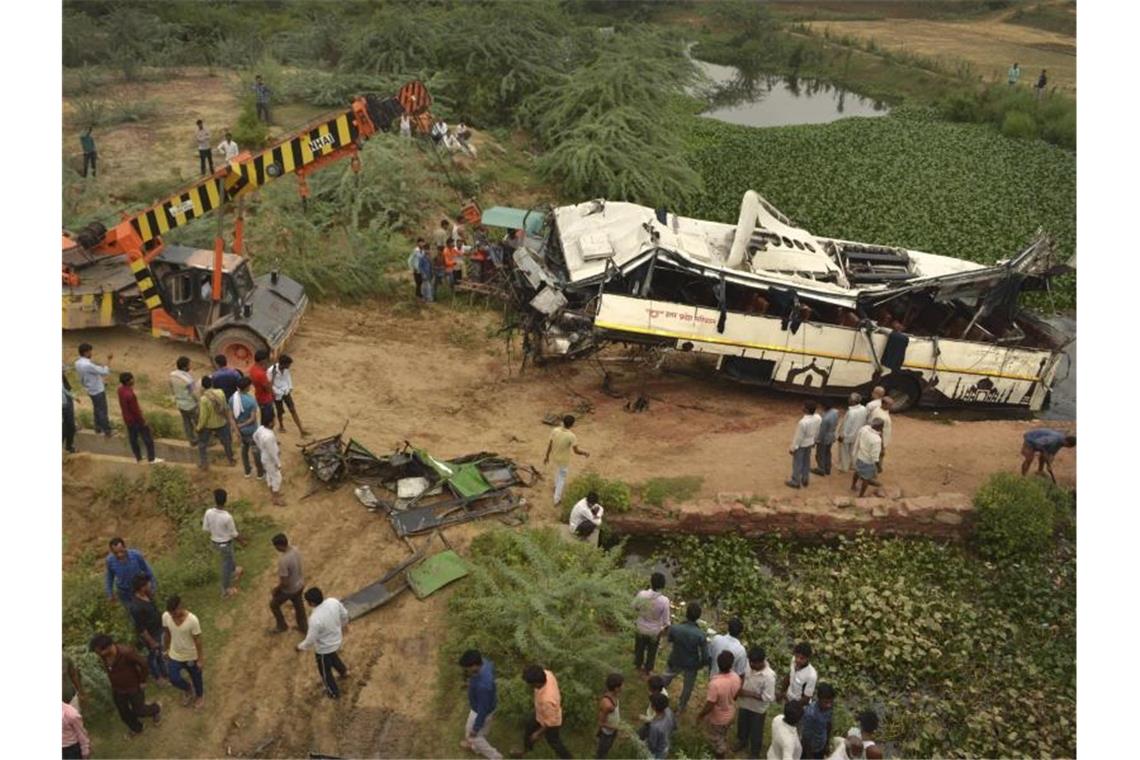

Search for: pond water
xmin=695 ymin=58 xmax=890 ymax=128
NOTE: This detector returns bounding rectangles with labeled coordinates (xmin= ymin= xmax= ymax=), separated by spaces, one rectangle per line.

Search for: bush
xmin=443 ymin=528 xmax=639 ymax=731
xmin=973 ymin=472 xmax=1057 ymax=559
xmin=1000 ymin=110 xmax=1038 ymax=141
xmin=231 ymin=100 xmax=270 ymax=150
xmin=639 ymin=475 xmax=704 ymax=507
xmin=562 ymin=471 xmax=632 ymax=520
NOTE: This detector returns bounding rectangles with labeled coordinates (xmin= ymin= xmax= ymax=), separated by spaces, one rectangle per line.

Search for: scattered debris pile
xmin=301 ymin=435 xmax=538 ymax=537
xmin=341 ymin=530 xmax=470 ymax=621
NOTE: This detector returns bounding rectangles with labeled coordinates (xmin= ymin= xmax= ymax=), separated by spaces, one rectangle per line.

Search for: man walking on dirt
xmin=836 ymin=392 xmax=867 ymax=474
xmin=196 ymin=375 xmax=237 ymax=470
xmin=117 ymin=372 xmax=162 ymax=465
xmin=203 ymin=488 xmax=247 ymax=598
xmin=459 ymin=649 xmax=502 ymax=759
xmin=105 ymin=538 xmax=156 ymax=607
xmin=89 ymin=634 xmax=161 ymax=737
xmin=787 ymin=401 xmax=822 ymax=489
xmin=75 ymin=343 xmax=113 ymax=437
xmin=1008 ymin=62 xmax=1021 ymax=87
xmin=269 ymin=533 xmax=307 ymax=634
xmin=195 ymin=119 xmax=213 ymax=174
xmin=544 ymin=415 xmax=589 ymax=507
xmin=127 ymin=575 xmax=167 ymax=686
xmin=1020 ymin=428 xmax=1076 ymax=484
xmin=162 ymin=595 xmax=205 ymax=708
xmin=80 ymin=126 xmax=97 ymax=178
xmin=297 ymin=587 xmax=351 ymax=699
xmin=170 ymin=356 xmax=199 ymax=445
xmin=254 ymin=416 xmax=286 ymax=506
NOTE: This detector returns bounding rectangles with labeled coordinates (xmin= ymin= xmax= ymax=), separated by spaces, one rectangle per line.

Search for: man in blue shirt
xmin=798 ymin=682 xmax=835 ymax=759
xmin=105 ymin=538 xmax=155 ymax=606
xmin=664 ymin=601 xmax=709 ymax=712
xmin=459 ymin=649 xmax=501 ymax=759
xmin=233 ymin=377 xmax=265 ymax=479
xmin=1021 ymin=428 xmax=1076 ymax=484
xmin=210 ymin=355 xmax=243 ymax=400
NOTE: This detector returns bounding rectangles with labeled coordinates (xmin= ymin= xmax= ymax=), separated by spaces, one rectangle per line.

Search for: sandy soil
xmin=806 ymin=14 xmax=1076 ymax=94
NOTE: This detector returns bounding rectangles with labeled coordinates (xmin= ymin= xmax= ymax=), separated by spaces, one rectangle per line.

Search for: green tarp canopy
xmin=415 ymin=449 xmax=495 ymax=500
xmin=408 ymin=550 xmax=469 ymax=599
xmin=480 ymin=206 xmax=543 ymax=236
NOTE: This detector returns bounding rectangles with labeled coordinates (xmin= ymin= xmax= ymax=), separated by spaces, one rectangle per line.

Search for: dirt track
xmin=62 ymin=300 xmax=1074 ymax=757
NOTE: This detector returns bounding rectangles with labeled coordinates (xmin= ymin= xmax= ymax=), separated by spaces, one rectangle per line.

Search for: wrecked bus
xmin=499 ymin=191 xmax=1073 ymax=412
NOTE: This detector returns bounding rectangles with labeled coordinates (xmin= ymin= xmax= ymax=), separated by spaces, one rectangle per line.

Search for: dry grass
xmin=807 ymin=14 xmax=1076 ymax=94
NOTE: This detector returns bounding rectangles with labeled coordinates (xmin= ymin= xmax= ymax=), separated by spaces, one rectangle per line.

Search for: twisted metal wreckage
xmin=300 ymin=432 xmax=539 ymax=621
xmin=491 ymin=190 xmax=1074 ymax=412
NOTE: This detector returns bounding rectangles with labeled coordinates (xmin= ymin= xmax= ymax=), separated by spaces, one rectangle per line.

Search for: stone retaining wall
xmin=608 ymin=489 xmax=974 ymax=540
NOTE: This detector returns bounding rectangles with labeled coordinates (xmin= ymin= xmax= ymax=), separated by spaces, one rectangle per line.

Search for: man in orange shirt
xmin=248 ymin=350 xmax=276 ymax=426
xmin=513 ymin=665 xmax=571 ymax=759
xmin=697 ymin=650 xmax=742 ymax=759
xmin=442 ymin=237 xmax=462 ymax=287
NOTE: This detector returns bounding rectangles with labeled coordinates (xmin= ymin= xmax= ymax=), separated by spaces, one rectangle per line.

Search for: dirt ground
xmin=806 ymin=9 xmax=1076 ymax=94
xmin=63 ymin=294 xmax=1074 ymax=758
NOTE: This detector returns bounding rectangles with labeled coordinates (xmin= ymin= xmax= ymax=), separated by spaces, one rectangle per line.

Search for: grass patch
xmin=1004 ymin=2 xmax=1076 ymax=36
xmin=637 ymin=475 xmax=704 ymax=507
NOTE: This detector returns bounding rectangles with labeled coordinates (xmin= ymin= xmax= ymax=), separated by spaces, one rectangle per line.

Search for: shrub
xmin=231 ymin=100 xmax=270 ymax=151
xmin=146 ymin=412 xmax=183 ymax=441
xmin=973 ymin=472 xmax=1057 ymax=559
xmin=1000 ymin=110 xmax=1038 ymax=141
xmin=562 ymin=471 xmax=632 ymax=520
xmin=443 ymin=528 xmax=639 ymax=730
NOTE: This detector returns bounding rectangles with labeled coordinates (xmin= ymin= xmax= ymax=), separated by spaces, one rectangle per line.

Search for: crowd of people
xmin=65 ymin=343 xmax=306 ymax=502
xmin=66 ymin=507 xmax=343 ymax=756
xmin=450 ymin=572 xmax=885 ymax=760
xmin=407 ymin=217 xmax=525 ymax=302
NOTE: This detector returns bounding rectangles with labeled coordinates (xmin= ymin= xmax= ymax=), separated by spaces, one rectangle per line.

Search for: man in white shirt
xmin=568 ymin=491 xmax=604 ymax=541
xmin=195 ymin=119 xmax=213 ymax=174
xmin=869 ymin=397 xmax=893 ymax=472
xmin=75 ymin=342 xmax=114 ymax=436
xmin=828 ymin=734 xmax=865 ymax=760
xmin=253 ymin=417 xmax=285 ymax=506
xmin=836 ymin=393 xmax=867 ymax=473
xmin=202 ymin=488 xmax=246 ymax=598
xmin=170 ymin=355 xmax=199 ymax=445
xmin=851 ymin=420 xmax=883 ymax=497
xmin=216 ymin=131 xmax=239 ymax=162
xmin=863 ymin=386 xmax=885 ymax=416
xmin=269 ymin=354 xmax=308 ymax=436
xmin=767 ymin=701 xmax=804 ymax=760
xmin=787 ymin=401 xmax=822 ymax=489
xmin=297 ymin=586 xmax=350 ymax=699
xmin=737 ymin=647 xmax=776 ymax=759
xmin=784 ymin=642 xmax=818 ymax=706
xmin=707 ymin=618 xmax=747 ymax=678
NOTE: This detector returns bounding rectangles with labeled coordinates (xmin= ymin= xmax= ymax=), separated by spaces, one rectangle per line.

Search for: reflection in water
xmin=694 ymin=57 xmax=890 ymax=128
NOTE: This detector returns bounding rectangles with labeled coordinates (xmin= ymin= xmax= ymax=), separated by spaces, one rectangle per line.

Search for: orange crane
xmin=63 ymin=80 xmax=432 ymax=368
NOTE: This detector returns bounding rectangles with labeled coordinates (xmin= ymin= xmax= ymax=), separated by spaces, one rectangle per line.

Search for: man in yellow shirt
xmin=543 ymin=415 xmax=590 ymax=506
xmin=195 ymin=376 xmax=237 ymax=470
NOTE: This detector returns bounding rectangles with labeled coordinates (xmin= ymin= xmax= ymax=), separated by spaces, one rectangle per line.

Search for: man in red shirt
xmin=698 ymin=650 xmax=742 ymax=759
xmin=248 ymin=350 xmax=276 ymax=426
xmin=442 ymin=238 xmax=462 ymax=287
xmin=117 ymin=373 xmax=162 ymax=464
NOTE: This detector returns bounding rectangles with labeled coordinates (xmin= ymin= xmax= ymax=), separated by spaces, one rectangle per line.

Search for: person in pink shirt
xmin=697 ymin=650 xmax=742 ymax=759
xmin=515 ymin=665 xmax=571 ymax=758
xmin=62 ymin=701 xmax=92 ymax=759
